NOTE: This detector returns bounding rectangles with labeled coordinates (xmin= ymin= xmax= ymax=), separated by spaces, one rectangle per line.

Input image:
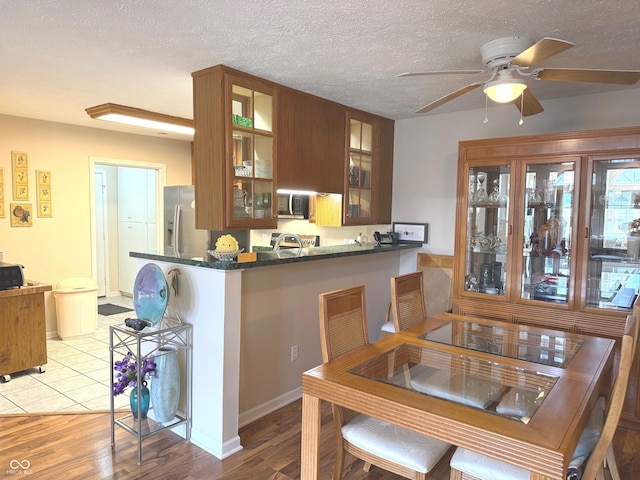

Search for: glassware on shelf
xmin=488 ymin=179 xmax=508 ymax=205
xmin=542 ymin=179 xmax=556 ymax=204
xmin=526 ymin=188 xmax=541 ymax=205
xmin=471 ymin=175 xmax=488 ymax=205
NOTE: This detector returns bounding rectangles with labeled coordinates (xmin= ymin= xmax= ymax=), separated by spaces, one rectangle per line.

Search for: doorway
xmin=90 ymin=157 xmax=166 ymax=297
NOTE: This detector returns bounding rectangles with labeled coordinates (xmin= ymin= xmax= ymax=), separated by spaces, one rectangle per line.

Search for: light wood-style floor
xmin=1 ymin=400 xmax=638 ymax=479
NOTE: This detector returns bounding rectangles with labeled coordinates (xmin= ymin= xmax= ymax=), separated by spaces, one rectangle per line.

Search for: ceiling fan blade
xmin=416 ymin=83 xmax=482 ymax=114
xmin=535 ymin=68 xmax=640 ymax=84
xmin=399 ymin=70 xmax=485 ymax=77
xmin=511 ymin=37 xmax=574 ymax=68
xmin=513 ymin=88 xmax=544 ymax=117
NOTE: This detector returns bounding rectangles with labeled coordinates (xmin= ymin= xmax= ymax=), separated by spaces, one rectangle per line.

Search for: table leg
xmin=301 ymin=393 xmax=321 ymax=480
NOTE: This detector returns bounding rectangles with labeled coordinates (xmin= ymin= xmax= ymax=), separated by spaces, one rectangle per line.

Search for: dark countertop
xmin=130 ymin=243 xmax=421 ymax=270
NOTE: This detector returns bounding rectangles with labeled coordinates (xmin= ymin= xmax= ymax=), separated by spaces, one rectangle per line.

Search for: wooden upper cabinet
xmin=277 ymin=87 xmax=345 ymax=193
xmin=192 ymin=64 xmax=395 ymax=228
xmin=192 ymin=65 xmax=277 ymax=230
xmin=342 ymin=112 xmax=394 ymax=226
xmin=376 ymin=117 xmax=394 ymax=224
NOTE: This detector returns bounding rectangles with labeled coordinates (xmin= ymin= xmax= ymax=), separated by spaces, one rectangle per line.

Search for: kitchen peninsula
xmin=130 ymin=243 xmax=419 ymax=459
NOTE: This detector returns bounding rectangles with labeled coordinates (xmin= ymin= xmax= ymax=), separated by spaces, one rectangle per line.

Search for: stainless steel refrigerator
xmin=164 ymin=185 xmax=209 ymax=257
xmin=164 ymin=185 xmax=250 ymax=258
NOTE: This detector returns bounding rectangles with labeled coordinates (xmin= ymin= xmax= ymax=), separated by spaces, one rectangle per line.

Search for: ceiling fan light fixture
xmin=483 ymin=72 xmax=527 ymax=103
xmin=85 ymin=103 xmax=195 ymax=135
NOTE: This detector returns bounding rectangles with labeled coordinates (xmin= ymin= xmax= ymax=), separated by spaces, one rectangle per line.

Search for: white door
xmin=94 ymin=171 xmax=108 ymax=296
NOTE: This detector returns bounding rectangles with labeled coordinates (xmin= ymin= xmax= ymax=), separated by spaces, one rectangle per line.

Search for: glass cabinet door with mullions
xmin=230 ymin=83 xmax=274 ymax=223
xmin=520 ymin=160 xmax=576 ymax=305
xmin=586 ymin=156 xmax=640 ymax=311
xmin=346 ymin=117 xmax=373 ymax=223
xmin=464 ymin=165 xmax=510 ymax=296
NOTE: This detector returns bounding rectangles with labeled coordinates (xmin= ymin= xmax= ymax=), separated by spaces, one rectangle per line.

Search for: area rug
xmin=98 ymin=303 xmax=133 ymax=316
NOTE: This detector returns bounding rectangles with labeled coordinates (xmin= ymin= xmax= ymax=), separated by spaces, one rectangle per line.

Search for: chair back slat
xmin=319 ymin=285 xmax=368 ymax=363
xmin=582 ymin=314 xmax=637 ymax=480
xmin=391 ymin=271 xmax=427 ymax=331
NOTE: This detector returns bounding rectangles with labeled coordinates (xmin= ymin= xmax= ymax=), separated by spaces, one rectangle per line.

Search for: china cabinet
xmin=110 ymin=320 xmax=192 ymax=465
xmin=193 ymin=65 xmax=277 ymax=230
xmin=452 ymin=126 xmax=640 ymax=429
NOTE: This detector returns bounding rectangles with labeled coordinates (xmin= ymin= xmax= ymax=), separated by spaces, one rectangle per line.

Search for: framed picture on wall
xmin=392 ymin=222 xmax=429 ymax=244
xmin=0 ymin=168 xmax=5 ymax=217
xmin=10 ymin=202 xmax=32 ymax=227
xmin=12 ymin=151 xmax=29 ymax=200
xmin=37 ymin=170 xmax=52 ymax=217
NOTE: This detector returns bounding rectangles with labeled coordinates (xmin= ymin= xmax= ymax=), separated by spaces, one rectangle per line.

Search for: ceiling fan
xmin=400 ymin=36 xmax=640 ymax=117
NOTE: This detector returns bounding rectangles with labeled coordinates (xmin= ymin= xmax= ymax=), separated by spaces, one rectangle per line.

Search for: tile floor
xmin=0 ymin=296 xmax=135 ymax=414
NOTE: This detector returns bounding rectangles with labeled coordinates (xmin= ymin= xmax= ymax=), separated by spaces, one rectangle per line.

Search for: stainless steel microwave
xmin=277 ymin=193 xmax=310 ymax=219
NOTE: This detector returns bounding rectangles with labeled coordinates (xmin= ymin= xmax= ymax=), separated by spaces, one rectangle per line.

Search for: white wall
xmin=393 ymin=88 xmax=640 ymax=255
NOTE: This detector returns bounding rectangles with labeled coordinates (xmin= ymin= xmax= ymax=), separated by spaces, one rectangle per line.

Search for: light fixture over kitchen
xmin=85 ymin=103 xmax=195 ymax=135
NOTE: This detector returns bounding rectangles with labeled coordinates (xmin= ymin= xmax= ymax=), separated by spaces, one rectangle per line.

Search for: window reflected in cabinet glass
xmin=521 ymin=162 xmax=574 ymax=304
xmin=465 ymin=165 xmax=510 ymax=296
xmin=587 ymin=157 xmax=640 ymax=311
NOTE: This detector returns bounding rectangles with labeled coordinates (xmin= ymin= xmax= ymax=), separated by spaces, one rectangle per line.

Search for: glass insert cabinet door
xmin=230 ymin=83 xmax=274 ymax=222
xmin=586 ymin=156 xmax=640 ymax=311
xmin=520 ymin=159 xmax=575 ymax=304
xmin=347 ymin=117 xmax=372 ymax=222
xmin=464 ymin=165 xmax=510 ymax=296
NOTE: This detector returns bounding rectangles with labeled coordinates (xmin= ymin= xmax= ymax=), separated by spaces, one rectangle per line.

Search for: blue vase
xmin=130 ymin=382 xmax=150 ymax=419
xmin=151 ymin=346 xmax=180 ymax=424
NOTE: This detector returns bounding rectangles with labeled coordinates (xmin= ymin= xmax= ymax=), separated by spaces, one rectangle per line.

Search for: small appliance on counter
xmin=0 ymin=262 xmax=25 ymax=290
xmin=373 ymin=231 xmax=399 ymax=246
xmin=270 ymin=233 xmax=320 ymax=248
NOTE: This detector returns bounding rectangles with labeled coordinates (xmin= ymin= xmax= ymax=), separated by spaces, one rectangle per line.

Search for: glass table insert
xmin=420 ymin=320 xmax=582 ymax=368
xmin=349 ymin=343 xmax=558 ymax=424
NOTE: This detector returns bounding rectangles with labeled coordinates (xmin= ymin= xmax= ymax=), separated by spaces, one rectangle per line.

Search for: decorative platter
xmin=133 ymin=263 xmax=169 ymax=326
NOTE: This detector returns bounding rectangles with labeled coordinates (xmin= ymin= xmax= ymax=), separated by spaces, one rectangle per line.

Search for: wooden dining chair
xmin=319 ymin=285 xmax=453 ymax=480
xmin=448 ymin=314 xmax=638 ymax=480
xmin=391 ymin=271 xmax=428 ymax=332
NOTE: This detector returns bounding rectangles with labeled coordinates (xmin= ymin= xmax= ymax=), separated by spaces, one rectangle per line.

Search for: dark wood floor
xmin=1 ymin=400 xmax=638 ymax=479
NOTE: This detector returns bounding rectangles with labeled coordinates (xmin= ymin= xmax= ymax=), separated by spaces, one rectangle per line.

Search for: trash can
xmin=53 ymin=276 xmax=98 ymax=340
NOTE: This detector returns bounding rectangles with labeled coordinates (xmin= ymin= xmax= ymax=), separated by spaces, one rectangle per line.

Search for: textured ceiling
xmin=1 ymin=1 xmax=639 ymax=139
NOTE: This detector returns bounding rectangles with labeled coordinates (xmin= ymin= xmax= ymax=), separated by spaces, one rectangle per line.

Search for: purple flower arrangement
xmin=113 ymin=351 xmax=156 ymax=396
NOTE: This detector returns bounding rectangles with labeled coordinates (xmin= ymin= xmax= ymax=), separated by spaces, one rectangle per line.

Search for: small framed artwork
xmin=10 ymin=202 xmax=33 ymax=227
xmin=0 ymin=168 xmax=5 ymax=217
xmin=12 ymin=151 xmax=29 ymax=200
xmin=392 ymin=222 xmax=429 ymax=244
xmin=37 ymin=170 xmax=52 ymax=217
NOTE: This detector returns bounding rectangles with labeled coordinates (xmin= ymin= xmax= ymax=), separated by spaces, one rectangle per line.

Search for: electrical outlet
xmin=290 ymin=344 xmax=299 ymax=362
xmin=262 ymin=233 xmax=268 ymax=243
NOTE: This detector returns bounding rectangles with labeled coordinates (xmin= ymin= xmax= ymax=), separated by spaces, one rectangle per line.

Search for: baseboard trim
xmin=239 ymin=387 xmax=302 ymax=428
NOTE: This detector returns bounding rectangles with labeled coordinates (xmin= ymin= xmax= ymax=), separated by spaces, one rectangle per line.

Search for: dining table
xmin=301 ymin=312 xmax=615 ymax=480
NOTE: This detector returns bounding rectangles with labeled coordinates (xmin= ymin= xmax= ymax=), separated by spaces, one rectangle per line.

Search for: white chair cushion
xmin=410 ymin=366 xmax=502 ymax=409
xmin=342 ymin=413 xmax=451 ymax=473
xmin=381 ymin=321 xmax=396 ymax=333
xmin=495 ymin=387 xmax=539 ymax=420
xmin=450 ymin=448 xmax=529 ymax=480
xmin=450 ymin=396 xmax=606 ymax=480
